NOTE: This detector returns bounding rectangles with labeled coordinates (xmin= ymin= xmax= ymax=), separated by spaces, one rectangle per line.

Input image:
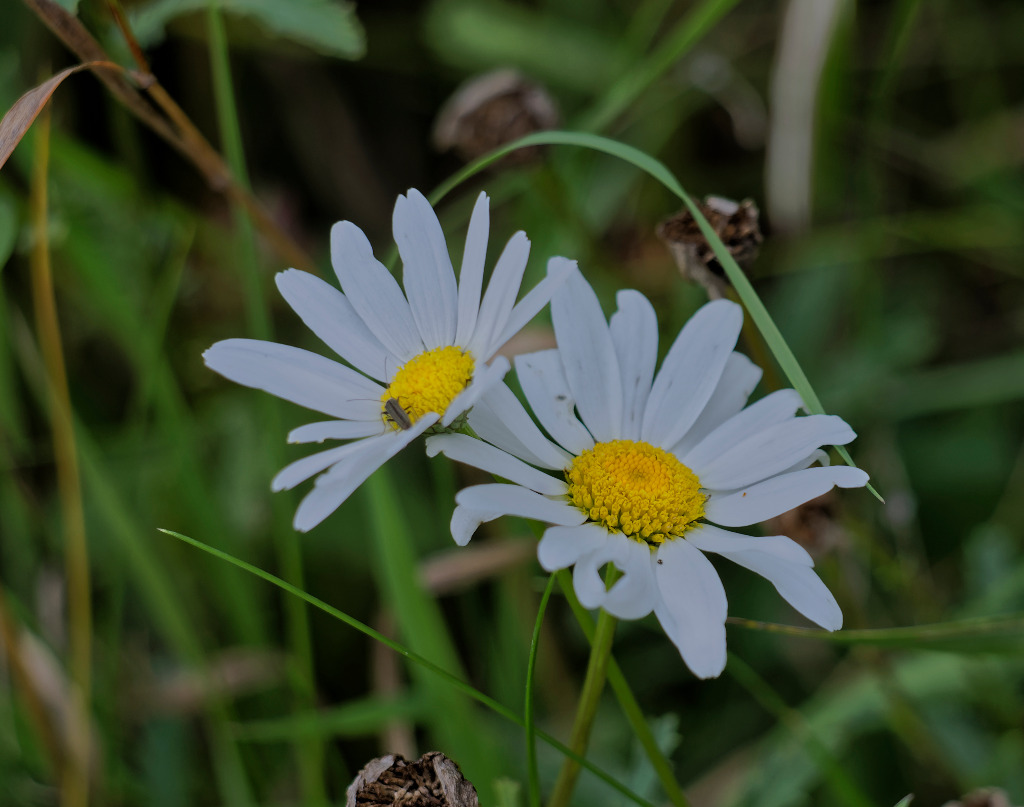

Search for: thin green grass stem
xmin=160 ymin=528 xmax=657 ymax=807
xmin=556 ymin=571 xmax=691 ymax=807
xmin=206 ymin=6 xmax=325 ymax=801
xmin=726 ymin=653 xmax=875 ymax=807
xmin=526 ymin=575 xmax=557 ymax=807
xmin=547 ymin=595 xmax=618 ymax=807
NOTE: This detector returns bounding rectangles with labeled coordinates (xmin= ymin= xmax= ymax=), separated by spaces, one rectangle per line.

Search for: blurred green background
xmin=1 ymin=0 xmax=1023 ymax=805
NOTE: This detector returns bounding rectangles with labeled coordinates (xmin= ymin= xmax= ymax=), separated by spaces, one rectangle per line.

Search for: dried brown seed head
xmin=346 ymin=752 xmax=480 ymax=807
xmin=657 ymin=196 xmax=763 ymax=299
xmin=433 ymin=69 xmax=559 ymax=166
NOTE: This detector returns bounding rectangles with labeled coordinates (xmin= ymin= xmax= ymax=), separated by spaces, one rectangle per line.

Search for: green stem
xmin=547 ymin=600 xmax=618 ymax=807
xmin=526 ymin=575 xmax=557 ymax=807
xmin=206 ymin=5 xmax=324 ymax=803
xmin=557 ymin=571 xmax=691 ymax=807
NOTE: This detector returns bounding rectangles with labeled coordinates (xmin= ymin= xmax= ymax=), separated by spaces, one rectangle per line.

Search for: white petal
xmin=697 ymin=415 xmax=857 ymax=491
xmin=654 ymin=539 xmax=728 ymax=679
xmin=466 ymin=231 xmax=531 ymax=357
xmin=551 ymin=266 xmax=622 ymax=442
xmin=204 ymin=339 xmax=383 ymax=421
xmin=515 ymin=350 xmax=595 ymax=456
xmin=468 ymin=382 xmax=573 ymax=471
xmin=273 ymin=439 xmax=377 ymax=491
xmin=642 ymin=299 xmax=743 ymax=450
xmin=275 ymin=269 xmax=393 ymax=381
xmin=705 ymin=466 xmax=869 ymax=527
xmin=609 ymin=290 xmax=658 ymax=441
xmin=449 ymin=503 xmax=499 ymax=546
xmin=330 ymin=221 xmax=423 ymax=360
xmin=454 ymin=192 xmax=489 ymax=347
xmin=682 ymin=389 xmax=804 ymax=473
xmin=488 ymin=256 xmax=576 ymax=355
xmin=788 ymin=448 xmax=830 ymax=472
xmin=686 ymin=524 xmax=813 ymax=566
xmin=572 ymin=536 xmax=657 ymax=620
xmin=670 ymin=352 xmax=761 ymax=457
xmin=572 ymin=533 xmax=620 ymax=610
xmin=537 ymin=523 xmax=605 ymax=570
xmin=440 ymin=356 xmax=509 ymax=428
xmin=426 ymin=434 xmax=567 ymax=496
xmin=292 ymin=415 xmax=436 ymax=532
xmin=687 ymin=525 xmax=842 ymax=630
xmin=288 ymin=420 xmax=384 ymax=444
xmin=455 ymin=484 xmax=585 ymax=527
xmin=393 ymin=190 xmax=458 ymax=349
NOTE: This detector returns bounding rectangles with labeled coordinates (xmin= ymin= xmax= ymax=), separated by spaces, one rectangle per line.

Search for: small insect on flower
xmin=203 ymin=188 xmax=576 ymax=532
xmin=383 ymin=398 xmax=413 ymax=431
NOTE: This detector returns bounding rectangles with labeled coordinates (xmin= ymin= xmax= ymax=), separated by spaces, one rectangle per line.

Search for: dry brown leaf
xmin=0 ymin=61 xmax=127 ymax=172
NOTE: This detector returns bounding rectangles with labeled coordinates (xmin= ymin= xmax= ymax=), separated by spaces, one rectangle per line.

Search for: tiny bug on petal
xmin=383 ymin=398 xmax=413 ymax=430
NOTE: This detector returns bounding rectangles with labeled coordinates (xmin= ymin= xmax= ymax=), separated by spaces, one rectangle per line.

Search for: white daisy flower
xmin=427 ymin=267 xmax=868 ymax=679
xmin=204 ymin=189 xmax=575 ymax=532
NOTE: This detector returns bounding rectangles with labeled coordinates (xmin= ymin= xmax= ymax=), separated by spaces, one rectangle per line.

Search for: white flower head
xmin=427 ymin=266 xmax=868 ymax=679
xmin=205 ymin=189 xmax=575 ymax=532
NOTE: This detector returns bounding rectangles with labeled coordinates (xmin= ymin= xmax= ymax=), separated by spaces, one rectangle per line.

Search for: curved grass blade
xmin=159 ymin=528 xmax=658 ymax=807
xmin=430 ymin=130 xmax=881 ymax=501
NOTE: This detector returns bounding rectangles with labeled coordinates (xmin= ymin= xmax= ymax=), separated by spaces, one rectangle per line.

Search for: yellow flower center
xmin=381 ymin=346 xmax=475 ymax=430
xmin=566 ymin=440 xmax=705 ymax=546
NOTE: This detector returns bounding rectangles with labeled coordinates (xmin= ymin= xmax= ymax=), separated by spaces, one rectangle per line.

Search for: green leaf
xmin=128 ymin=0 xmax=365 ymax=59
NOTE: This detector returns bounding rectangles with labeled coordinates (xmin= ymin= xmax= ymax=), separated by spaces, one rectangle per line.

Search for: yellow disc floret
xmin=381 ymin=346 xmax=475 ymax=430
xmin=566 ymin=440 xmax=705 ymax=545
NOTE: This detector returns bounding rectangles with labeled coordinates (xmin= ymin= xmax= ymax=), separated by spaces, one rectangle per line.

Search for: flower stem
xmin=557 ymin=571 xmax=691 ymax=807
xmin=526 ymin=575 xmax=557 ymax=807
xmin=547 ymin=605 xmax=618 ymax=807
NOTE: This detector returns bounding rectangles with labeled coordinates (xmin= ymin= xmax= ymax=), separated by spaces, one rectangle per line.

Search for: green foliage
xmin=2 ymin=0 xmax=1024 ymax=804
xmin=128 ymin=0 xmax=365 ymax=59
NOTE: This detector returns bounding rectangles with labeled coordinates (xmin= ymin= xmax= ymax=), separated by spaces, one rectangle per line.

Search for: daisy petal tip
xmin=688 ymin=648 xmax=728 ymax=680
xmin=424 ymin=433 xmax=452 ymax=458
xmin=546 ymin=256 xmax=577 ymax=279
xmin=274 ymin=267 xmax=302 ymax=288
xmin=839 ymin=468 xmax=871 ymax=488
xmin=490 ymin=354 xmax=512 ymax=375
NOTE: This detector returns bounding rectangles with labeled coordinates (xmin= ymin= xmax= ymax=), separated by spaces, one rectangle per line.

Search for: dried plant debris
xmin=764 ymin=490 xmax=845 ymax=557
xmin=657 ymin=196 xmax=763 ymax=299
xmin=433 ymin=69 xmax=559 ymax=166
xmin=346 ymin=752 xmax=480 ymax=807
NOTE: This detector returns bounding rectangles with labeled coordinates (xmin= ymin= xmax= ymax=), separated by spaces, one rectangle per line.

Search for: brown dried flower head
xmin=346 ymin=752 xmax=480 ymax=807
xmin=433 ymin=69 xmax=559 ymax=166
xmin=657 ymin=196 xmax=763 ymax=299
